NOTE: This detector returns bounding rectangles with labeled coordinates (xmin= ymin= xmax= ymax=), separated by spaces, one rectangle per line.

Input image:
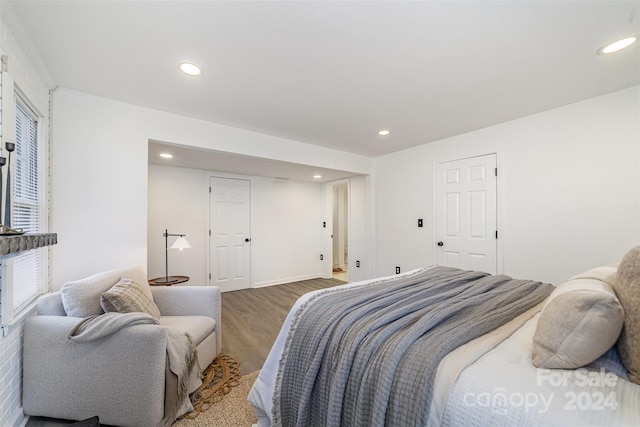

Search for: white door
xmin=209 ymin=177 xmax=251 ymax=292
xmin=435 ymin=154 xmax=497 ymax=274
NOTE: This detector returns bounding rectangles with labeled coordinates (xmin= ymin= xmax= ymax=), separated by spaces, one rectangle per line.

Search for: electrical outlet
xmin=356 ymin=260 xmax=360 ymax=268
xmin=323 ymin=221 xmax=326 ymax=228
xmin=320 ymin=254 xmax=323 ymax=261
xmin=396 ymin=266 xmax=401 ymax=274
xmin=418 ymin=218 xmax=423 ymax=227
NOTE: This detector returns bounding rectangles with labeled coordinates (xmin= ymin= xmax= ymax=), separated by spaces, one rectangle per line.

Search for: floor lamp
xmin=155 ymin=228 xmax=191 ymax=284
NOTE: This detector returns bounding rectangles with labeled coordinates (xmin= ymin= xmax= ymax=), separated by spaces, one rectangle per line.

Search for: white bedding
xmin=248 ymin=270 xmax=640 ymax=427
xmin=441 ymin=313 xmax=640 ymax=426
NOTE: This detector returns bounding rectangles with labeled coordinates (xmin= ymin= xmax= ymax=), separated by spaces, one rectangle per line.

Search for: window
xmin=10 ymin=96 xmax=44 ymax=312
xmin=0 ymin=91 xmax=47 ymax=322
xmin=14 ymin=96 xmax=40 ymax=234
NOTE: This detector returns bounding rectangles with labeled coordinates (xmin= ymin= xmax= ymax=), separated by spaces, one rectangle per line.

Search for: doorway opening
xmin=332 ymin=183 xmax=349 ymax=281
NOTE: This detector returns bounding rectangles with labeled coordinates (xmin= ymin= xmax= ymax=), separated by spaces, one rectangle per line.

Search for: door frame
xmin=324 ymin=178 xmax=351 ymax=280
xmin=332 ymin=182 xmax=349 ymax=275
xmin=432 ymin=151 xmax=504 ymax=274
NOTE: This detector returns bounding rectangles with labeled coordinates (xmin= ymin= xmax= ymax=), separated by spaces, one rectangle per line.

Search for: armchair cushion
xmin=61 ymin=266 xmax=150 ymax=317
xmin=101 ymin=277 xmax=161 ymax=319
xmin=159 ymin=316 xmax=216 ymax=345
xmin=151 ymin=286 xmax=222 ymax=354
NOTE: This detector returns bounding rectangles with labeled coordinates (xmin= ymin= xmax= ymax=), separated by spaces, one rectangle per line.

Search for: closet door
xmin=435 ymin=154 xmax=497 ymax=274
xmin=210 ymin=177 xmax=251 ymax=291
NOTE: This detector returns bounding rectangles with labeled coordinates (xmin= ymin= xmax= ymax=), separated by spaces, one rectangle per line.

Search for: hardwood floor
xmin=222 ymin=277 xmax=345 ymax=375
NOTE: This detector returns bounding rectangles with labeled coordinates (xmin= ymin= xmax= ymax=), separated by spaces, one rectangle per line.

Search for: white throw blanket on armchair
xmin=68 ymin=312 xmax=202 ymax=426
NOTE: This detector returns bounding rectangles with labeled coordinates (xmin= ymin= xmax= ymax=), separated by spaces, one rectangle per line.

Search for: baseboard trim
xmin=253 ymin=273 xmax=331 ymax=288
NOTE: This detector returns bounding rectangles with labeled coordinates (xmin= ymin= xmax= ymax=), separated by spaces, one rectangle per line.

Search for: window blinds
xmin=14 ymin=97 xmax=39 ymax=233
xmin=11 ymin=96 xmax=41 ymax=311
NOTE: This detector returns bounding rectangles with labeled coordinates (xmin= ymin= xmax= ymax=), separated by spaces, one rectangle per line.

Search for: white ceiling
xmin=5 ymin=0 xmax=640 ymax=179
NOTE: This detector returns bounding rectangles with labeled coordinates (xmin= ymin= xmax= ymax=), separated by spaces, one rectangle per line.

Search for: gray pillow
xmin=101 ymin=277 xmax=161 ymax=319
xmin=532 ymin=288 xmax=624 ymax=369
xmin=613 ymin=245 xmax=640 ymax=384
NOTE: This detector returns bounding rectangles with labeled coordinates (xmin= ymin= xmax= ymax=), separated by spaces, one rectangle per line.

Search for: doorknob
xmin=437 ymin=241 xmax=444 ymax=247
xmin=245 ymin=238 xmax=251 ymax=242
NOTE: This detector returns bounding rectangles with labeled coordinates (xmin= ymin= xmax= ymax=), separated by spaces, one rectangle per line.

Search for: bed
xmin=248 ymin=250 xmax=640 ymax=427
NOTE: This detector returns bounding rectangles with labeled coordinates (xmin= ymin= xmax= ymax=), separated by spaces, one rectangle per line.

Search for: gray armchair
xmin=22 ymin=267 xmax=221 ymax=427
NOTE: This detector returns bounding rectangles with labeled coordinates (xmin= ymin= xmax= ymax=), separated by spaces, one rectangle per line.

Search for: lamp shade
xmin=171 ymin=236 xmax=191 ymax=250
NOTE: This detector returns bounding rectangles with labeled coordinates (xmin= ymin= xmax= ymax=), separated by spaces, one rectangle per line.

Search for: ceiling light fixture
xmin=178 ymin=61 xmax=202 ymax=76
xmin=378 ymin=130 xmax=391 ymax=136
xmin=160 ymin=153 xmax=173 ymax=159
xmin=598 ymin=35 xmax=638 ymax=54
xmin=313 ymin=175 xmax=322 ymax=179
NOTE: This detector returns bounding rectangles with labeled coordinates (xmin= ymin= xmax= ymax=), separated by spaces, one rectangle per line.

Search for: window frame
xmin=0 ymin=80 xmax=50 ymax=325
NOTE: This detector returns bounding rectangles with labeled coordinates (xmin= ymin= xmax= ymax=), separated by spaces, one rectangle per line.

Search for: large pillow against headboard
xmin=613 ymin=245 xmax=640 ymax=384
xmin=532 ymin=265 xmax=624 ymax=369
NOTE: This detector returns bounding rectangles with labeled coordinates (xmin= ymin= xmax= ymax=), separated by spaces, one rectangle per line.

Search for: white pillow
xmin=60 ymin=266 xmax=150 ymax=317
xmin=532 ymin=268 xmax=624 ymax=369
xmin=566 ymin=264 xmax=618 ymax=281
xmin=542 ymin=265 xmax=618 ymax=310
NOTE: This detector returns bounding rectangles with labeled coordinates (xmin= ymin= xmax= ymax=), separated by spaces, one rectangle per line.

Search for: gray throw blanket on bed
xmin=273 ymin=266 xmax=554 ymax=427
xmin=68 ymin=312 xmax=201 ymax=427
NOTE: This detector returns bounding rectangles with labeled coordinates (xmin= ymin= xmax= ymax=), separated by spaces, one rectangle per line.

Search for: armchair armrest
xmin=23 ymin=316 xmax=167 ymax=427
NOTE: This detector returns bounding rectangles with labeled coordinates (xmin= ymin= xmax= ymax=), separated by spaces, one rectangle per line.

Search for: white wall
xmin=375 ymin=86 xmax=640 ymax=285
xmin=347 ymin=175 xmax=372 ymax=282
xmin=251 ymin=176 xmax=324 ymax=286
xmin=148 ymin=164 xmax=208 ymax=284
xmin=50 ymin=88 xmax=372 ymax=288
xmin=148 ymin=164 xmax=326 ymax=287
xmin=50 ymin=89 xmax=150 ymax=288
xmin=0 ymin=8 xmax=52 ymax=427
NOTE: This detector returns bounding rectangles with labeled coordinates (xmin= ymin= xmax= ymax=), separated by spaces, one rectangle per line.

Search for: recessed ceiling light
xmin=160 ymin=153 xmax=173 ymax=159
xmin=598 ymin=36 xmax=638 ymax=54
xmin=178 ymin=61 xmax=202 ymax=76
xmin=378 ymin=130 xmax=391 ymax=136
xmin=313 ymin=174 xmax=322 ymax=179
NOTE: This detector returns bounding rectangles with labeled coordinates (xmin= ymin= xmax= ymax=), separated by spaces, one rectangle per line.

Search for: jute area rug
xmin=174 ymin=354 xmax=259 ymax=427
